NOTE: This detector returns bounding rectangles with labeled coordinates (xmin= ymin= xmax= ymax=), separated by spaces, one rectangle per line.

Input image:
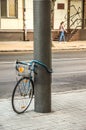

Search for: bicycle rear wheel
xmin=12 ymin=77 xmax=34 ymax=114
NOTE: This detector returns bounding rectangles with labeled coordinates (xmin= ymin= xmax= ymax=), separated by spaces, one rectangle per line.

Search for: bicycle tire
xmin=12 ymin=77 xmax=34 ymax=114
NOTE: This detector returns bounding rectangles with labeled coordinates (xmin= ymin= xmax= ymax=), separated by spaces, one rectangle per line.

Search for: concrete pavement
xmin=0 ymin=89 xmax=86 ymax=130
xmin=0 ymin=41 xmax=86 ymax=52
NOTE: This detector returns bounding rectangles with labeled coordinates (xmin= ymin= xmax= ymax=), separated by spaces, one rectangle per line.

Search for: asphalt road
xmin=0 ymin=51 xmax=86 ymax=98
xmin=0 ymin=50 xmax=86 ymax=61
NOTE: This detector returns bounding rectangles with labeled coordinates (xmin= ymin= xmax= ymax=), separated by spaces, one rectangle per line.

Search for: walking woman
xmin=59 ymin=21 xmax=67 ymax=42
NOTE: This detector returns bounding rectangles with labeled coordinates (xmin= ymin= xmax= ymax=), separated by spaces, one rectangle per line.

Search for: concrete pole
xmin=67 ymin=0 xmax=70 ymax=41
xmin=23 ymin=0 xmax=27 ymax=41
xmin=67 ymin=0 xmax=70 ymax=30
xmin=33 ymin=0 xmax=51 ymax=113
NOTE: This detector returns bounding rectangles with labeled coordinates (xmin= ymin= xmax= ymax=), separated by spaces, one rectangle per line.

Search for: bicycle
xmin=12 ymin=60 xmax=52 ymax=114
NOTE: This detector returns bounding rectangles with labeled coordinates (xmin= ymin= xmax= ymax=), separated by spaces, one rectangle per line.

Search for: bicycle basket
xmin=16 ymin=63 xmax=31 ymax=77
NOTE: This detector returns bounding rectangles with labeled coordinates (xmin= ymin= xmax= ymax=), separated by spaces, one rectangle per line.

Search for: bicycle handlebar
xmin=30 ymin=60 xmax=52 ymax=73
xmin=16 ymin=60 xmax=52 ymax=73
xmin=16 ymin=60 xmax=30 ymax=66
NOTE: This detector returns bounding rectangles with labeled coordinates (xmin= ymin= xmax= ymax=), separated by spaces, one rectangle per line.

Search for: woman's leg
xmin=59 ymin=32 xmax=63 ymax=42
xmin=63 ymin=34 xmax=65 ymax=41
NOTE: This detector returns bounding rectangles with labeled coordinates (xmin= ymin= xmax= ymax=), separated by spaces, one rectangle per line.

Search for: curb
xmin=0 ymin=41 xmax=86 ymax=52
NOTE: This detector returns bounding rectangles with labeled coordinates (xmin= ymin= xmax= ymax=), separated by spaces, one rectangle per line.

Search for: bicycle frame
xmin=16 ymin=59 xmax=52 ymax=79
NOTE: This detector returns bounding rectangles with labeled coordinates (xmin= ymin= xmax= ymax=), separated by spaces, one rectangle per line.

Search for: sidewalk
xmin=0 ymin=41 xmax=86 ymax=52
xmin=0 ymin=89 xmax=86 ymax=130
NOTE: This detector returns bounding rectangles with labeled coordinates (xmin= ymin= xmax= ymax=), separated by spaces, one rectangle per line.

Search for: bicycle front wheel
xmin=12 ymin=77 xmax=34 ymax=114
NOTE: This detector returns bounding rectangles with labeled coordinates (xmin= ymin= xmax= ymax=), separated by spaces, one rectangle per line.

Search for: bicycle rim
xmin=12 ymin=77 xmax=34 ymax=114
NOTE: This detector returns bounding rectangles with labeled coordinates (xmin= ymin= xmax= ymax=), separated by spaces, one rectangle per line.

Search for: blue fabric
xmin=59 ymin=31 xmax=65 ymax=42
